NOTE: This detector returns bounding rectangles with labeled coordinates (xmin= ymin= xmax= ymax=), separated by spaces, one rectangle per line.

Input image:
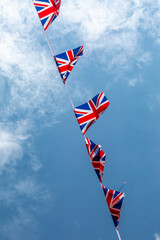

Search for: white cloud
xmin=29 ymin=155 xmax=42 ymax=172
xmin=0 ymin=122 xmax=29 ymax=171
xmin=57 ymin=0 xmax=160 ymax=47
xmin=0 ymin=190 xmax=48 ymax=240
xmin=15 ymin=178 xmax=40 ymax=198
xmin=148 ymin=94 xmax=160 ymax=112
xmin=128 ymin=78 xmax=139 ymax=87
xmin=57 ymin=0 xmax=140 ymax=48
xmin=128 ymin=74 xmax=143 ymax=87
xmin=15 ymin=177 xmax=49 ymax=200
xmin=0 ymin=207 xmax=37 ymax=240
xmin=50 ymin=0 xmax=160 ymax=80
xmin=0 ymin=0 xmax=70 ymax=125
xmin=0 ymin=173 xmax=51 ymax=239
xmin=0 ymin=0 xmax=70 ymax=169
xmin=154 ymin=233 xmax=160 ymax=240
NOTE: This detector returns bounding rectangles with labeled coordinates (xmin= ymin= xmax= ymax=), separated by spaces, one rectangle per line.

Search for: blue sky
xmin=0 ymin=0 xmax=160 ymax=239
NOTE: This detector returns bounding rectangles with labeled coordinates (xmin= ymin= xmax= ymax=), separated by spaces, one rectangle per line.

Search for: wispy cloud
xmin=57 ymin=0 xmax=160 ymax=50
xmin=154 ymin=233 xmax=160 ymax=240
xmin=29 ymin=155 xmax=42 ymax=172
xmin=0 ymin=173 xmax=51 ymax=240
xmin=51 ymin=0 xmax=160 ymax=83
xmin=0 ymin=122 xmax=29 ymax=172
xmin=0 ymin=0 xmax=68 ymax=170
xmin=0 ymin=207 xmax=38 ymax=240
xmin=0 ymin=0 xmax=69 ymax=125
xmin=15 ymin=177 xmax=49 ymax=200
xmin=148 ymin=94 xmax=160 ymax=112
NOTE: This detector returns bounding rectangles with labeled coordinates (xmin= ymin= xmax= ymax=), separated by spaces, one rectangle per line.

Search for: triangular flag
xmin=102 ymin=185 xmax=125 ymax=230
xmin=55 ymin=46 xmax=84 ymax=84
xmin=74 ymin=92 xmax=110 ymax=135
xmin=85 ymin=138 xmax=106 ymax=183
xmin=34 ymin=0 xmax=61 ymax=30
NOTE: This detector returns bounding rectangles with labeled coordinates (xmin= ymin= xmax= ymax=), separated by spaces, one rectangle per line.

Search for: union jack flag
xmin=102 ymin=185 xmax=125 ymax=230
xmin=85 ymin=138 xmax=106 ymax=183
xmin=54 ymin=46 xmax=84 ymax=84
xmin=74 ymin=92 xmax=110 ymax=135
xmin=33 ymin=0 xmax=61 ymax=30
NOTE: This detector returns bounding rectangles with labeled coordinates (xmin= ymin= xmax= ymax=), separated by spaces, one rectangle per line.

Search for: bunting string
xmin=64 ymin=84 xmax=75 ymax=109
xmin=44 ymin=31 xmax=55 ymax=59
xmin=119 ymin=181 xmax=127 ymax=191
xmin=116 ymin=229 xmax=122 ymax=240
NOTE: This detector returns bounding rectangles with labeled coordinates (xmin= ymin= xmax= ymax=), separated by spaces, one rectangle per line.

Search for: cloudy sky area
xmin=0 ymin=0 xmax=160 ymax=239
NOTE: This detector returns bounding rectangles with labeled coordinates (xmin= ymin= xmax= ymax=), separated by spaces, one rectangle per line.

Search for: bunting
xmin=74 ymin=92 xmax=110 ymax=135
xmin=33 ymin=0 xmax=61 ymax=30
xmin=102 ymin=185 xmax=125 ymax=230
xmin=33 ymin=3 xmax=126 ymax=239
xmin=85 ymin=138 xmax=106 ymax=183
xmin=55 ymin=46 xmax=84 ymax=84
